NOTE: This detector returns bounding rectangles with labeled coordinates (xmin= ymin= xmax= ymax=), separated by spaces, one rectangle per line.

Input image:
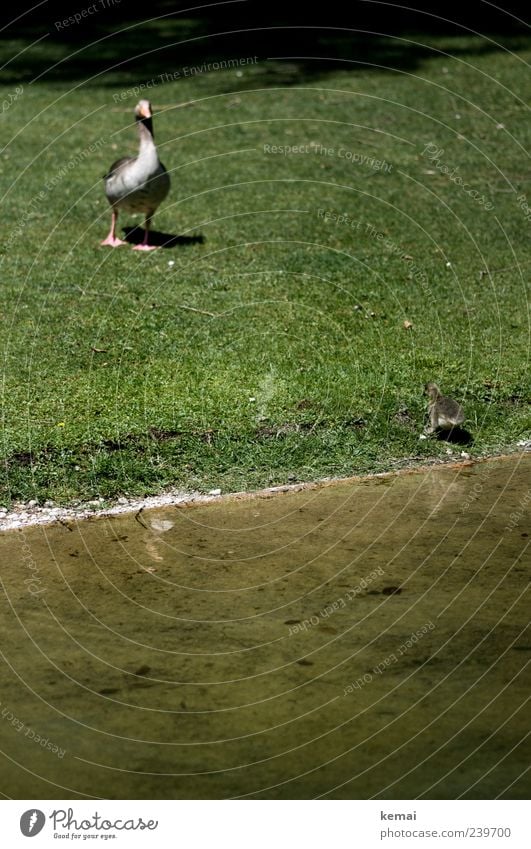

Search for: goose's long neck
xmin=137 ymin=116 xmax=156 ymax=157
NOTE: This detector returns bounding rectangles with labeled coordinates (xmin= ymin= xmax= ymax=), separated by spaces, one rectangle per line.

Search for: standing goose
xmin=101 ymin=99 xmax=170 ymax=250
xmin=424 ymin=382 xmax=465 ymax=434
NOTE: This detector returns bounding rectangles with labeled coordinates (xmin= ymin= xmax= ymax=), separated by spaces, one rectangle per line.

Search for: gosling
xmin=424 ymin=382 xmax=465 ymax=435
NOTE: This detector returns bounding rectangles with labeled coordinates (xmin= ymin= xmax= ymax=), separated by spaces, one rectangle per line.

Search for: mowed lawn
xmin=0 ymin=32 xmax=529 ymax=505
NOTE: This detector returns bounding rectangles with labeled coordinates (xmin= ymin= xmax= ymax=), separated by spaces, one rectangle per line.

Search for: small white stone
xmin=44 ymin=500 xmax=54 ymax=508
xmin=249 ymin=397 xmax=256 ymax=402
xmin=117 ymin=497 xmax=128 ymax=505
xmin=208 ymin=488 xmax=222 ymax=496
xmin=460 ymin=452 xmax=471 ymax=459
xmin=27 ymin=500 xmax=38 ymax=508
xmin=168 ymin=260 xmax=175 ymax=267
xmin=418 ymin=433 xmax=428 ymax=440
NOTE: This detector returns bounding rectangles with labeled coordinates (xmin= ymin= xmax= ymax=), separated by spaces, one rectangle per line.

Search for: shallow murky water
xmin=0 ymin=457 xmax=529 ymax=799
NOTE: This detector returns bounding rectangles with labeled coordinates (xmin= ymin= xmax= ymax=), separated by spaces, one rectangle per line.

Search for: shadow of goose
xmin=435 ymin=427 xmax=474 ymax=446
xmin=122 ymin=226 xmax=205 ymax=248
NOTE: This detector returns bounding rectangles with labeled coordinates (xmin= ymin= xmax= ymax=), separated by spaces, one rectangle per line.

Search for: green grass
xmin=1 ymin=30 xmax=530 ymax=506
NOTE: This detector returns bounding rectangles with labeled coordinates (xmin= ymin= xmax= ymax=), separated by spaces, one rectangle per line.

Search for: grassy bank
xmin=0 ymin=29 xmax=529 ymax=505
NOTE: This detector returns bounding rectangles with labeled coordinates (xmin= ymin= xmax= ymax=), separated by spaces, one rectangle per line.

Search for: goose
xmin=424 ymin=382 xmax=465 ymax=434
xmin=101 ymin=99 xmax=170 ymax=250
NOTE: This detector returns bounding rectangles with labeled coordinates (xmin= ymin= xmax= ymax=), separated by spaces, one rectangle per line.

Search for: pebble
xmin=117 ymin=497 xmax=128 ymax=505
xmin=208 ymin=488 xmax=222 ymax=496
xmin=27 ymin=500 xmax=38 ymax=508
xmin=44 ymin=500 xmax=54 ymax=508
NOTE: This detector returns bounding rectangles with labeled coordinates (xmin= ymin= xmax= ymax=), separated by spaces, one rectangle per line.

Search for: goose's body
xmin=101 ymin=100 xmax=170 ymax=250
xmin=424 ymin=382 xmax=465 ymax=434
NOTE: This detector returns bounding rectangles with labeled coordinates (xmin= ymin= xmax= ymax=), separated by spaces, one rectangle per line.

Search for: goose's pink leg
xmin=132 ymin=213 xmax=157 ymax=251
xmin=101 ymin=210 xmax=126 ymax=247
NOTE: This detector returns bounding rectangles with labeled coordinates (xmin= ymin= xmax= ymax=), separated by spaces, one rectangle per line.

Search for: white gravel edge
xmin=0 ymin=482 xmax=322 ymax=532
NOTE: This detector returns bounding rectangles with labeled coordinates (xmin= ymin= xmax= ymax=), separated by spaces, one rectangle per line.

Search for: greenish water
xmin=0 ymin=457 xmax=529 ymax=799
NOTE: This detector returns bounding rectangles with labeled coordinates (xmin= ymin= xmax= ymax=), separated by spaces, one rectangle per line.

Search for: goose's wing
xmin=102 ymin=156 xmax=136 ymax=180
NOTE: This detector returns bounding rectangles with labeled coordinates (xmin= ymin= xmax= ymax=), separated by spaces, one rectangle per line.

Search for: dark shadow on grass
xmin=122 ymin=225 xmax=205 ymax=248
xmin=435 ymin=427 xmax=474 ymax=446
xmin=0 ymin=2 xmax=529 ymax=86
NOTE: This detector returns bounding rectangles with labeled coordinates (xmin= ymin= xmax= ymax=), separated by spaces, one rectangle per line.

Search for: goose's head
xmin=135 ymin=99 xmax=153 ymax=120
xmin=424 ymin=382 xmax=440 ymax=400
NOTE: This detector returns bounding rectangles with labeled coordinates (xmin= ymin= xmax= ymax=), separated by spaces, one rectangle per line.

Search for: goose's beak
xmin=136 ymin=100 xmax=152 ymax=119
